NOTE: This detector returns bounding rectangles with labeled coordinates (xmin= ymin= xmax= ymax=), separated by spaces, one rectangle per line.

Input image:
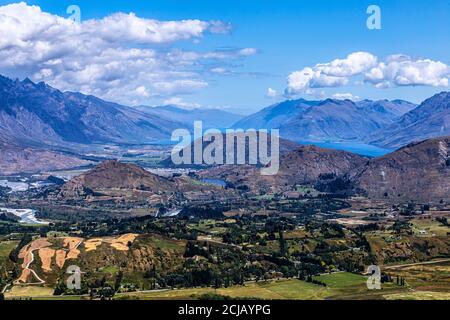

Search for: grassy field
xmin=384 ymin=260 xmax=450 ymax=293
xmin=148 ymin=236 xmax=185 ymax=251
xmin=5 ymin=271 xmax=448 ymax=300
xmin=312 ymin=272 xmax=413 ymax=299
xmin=115 ymin=279 xmax=329 ymax=300
xmin=114 ymin=273 xmax=419 ymax=300
xmin=383 ymin=291 xmax=450 ymax=300
xmin=411 ymin=218 xmax=450 ymax=237
xmin=99 ymin=265 xmax=120 ymax=274
xmin=188 ymin=220 xmax=228 ymax=235
xmin=283 ymin=229 xmax=309 ymax=240
xmin=0 ymin=240 xmax=17 ymax=263
xmin=314 ymin=272 xmax=366 ymax=288
xmin=5 ymin=286 xmax=54 ymax=298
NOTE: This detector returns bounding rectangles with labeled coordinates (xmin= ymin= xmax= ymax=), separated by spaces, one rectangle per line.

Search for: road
xmin=1 ymin=283 xmax=11 ymax=293
xmin=383 ymin=258 xmax=450 ymax=270
xmin=13 ymin=248 xmax=45 ymax=285
xmin=11 ymin=238 xmax=84 ymax=288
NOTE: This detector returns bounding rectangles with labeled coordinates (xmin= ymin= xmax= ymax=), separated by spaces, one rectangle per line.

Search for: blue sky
xmin=0 ymin=0 xmax=448 ymax=113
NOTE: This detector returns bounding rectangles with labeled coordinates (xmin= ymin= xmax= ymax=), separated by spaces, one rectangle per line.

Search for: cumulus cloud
xmin=315 ymin=52 xmax=378 ymax=77
xmin=286 ymin=67 xmax=349 ymax=95
xmin=364 ymin=54 xmax=449 ymax=88
xmin=0 ymin=2 xmax=256 ymax=105
xmin=285 ymin=51 xmax=449 ymax=96
xmin=285 ymin=52 xmax=375 ymax=95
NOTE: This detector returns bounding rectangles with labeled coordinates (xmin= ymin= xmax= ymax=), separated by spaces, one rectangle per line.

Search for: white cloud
xmin=285 ymin=51 xmax=449 ymax=96
xmin=238 ymin=48 xmax=258 ymax=57
xmin=285 ymin=52 xmax=376 ymax=95
xmin=153 ymin=80 xmax=208 ymax=95
xmin=332 ymin=93 xmax=361 ymax=101
xmin=0 ymin=2 xmax=256 ymax=105
xmin=316 ymin=52 xmax=377 ymax=77
xmin=210 ymin=67 xmax=228 ymax=74
xmin=0 ymin=2 xmax=227 ymax=48
xmin=365 ymin=54 xmax=449 ymax=87
xmin=266 ymin=88 xmax=278 ymax=98
xmin=163 ymin=97 xmax=201 ymax=109
xmin=134 ymin=86 xmax=150 ymax=97
xmin=286 ymin=66 xmax=349 ymax=95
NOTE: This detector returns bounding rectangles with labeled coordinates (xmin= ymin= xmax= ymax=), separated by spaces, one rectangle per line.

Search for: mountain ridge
xmin=0 ymin=75 xmax=186 ymax=147
xmin=134 ymin=105 xmax=242 ymax=129
xmin=232 ymin=97 xmax=416 ymax=143
xmin=368 ymin=91 xmax=450 ymax=148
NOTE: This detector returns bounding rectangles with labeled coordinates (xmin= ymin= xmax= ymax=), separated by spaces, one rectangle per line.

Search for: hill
xmin=233 ymin=98 xmax=416 ymax=142
xmin=0 ymin=145 xmax=91 ymax=175
xmin=58 ymin=161 xmax=175 ymax=201
xmin=160 ymin=131 xmax=300 ymax=168
xmin=368 ymin=92 xmax=450 ymax=148
xmin=352 ymin=137 xmax=450 ymax=202
xmin=0 ymin=75 xmax=184 ymax=146
xmin=198 ymin=144 xmax=368 ymax=193
xmin=57 ymin=160 xmax=233 ymax=204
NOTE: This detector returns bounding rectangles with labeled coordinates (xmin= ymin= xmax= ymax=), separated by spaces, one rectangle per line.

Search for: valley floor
xmin=4 ymin=261 xmax=449 ymax=301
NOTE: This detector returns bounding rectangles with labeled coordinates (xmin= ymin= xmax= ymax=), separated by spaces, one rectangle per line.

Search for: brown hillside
xmin=352 ymin=137 xmax=450 ymax=202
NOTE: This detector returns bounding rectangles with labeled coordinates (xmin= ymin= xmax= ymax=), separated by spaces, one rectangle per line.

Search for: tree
xmin=278 ymin=231 xmax=287 ymax=257
xmin=114 ymin=271 xmax=123 ymax=291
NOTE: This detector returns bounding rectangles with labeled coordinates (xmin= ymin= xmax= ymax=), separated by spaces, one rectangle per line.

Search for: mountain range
xmin=0 ymin=73 xmax=450 ymax=176
xmin=134 ymin=105 xmax=241 ymax=130
xmin=234 ymin=98 xmax=417 ymax=143
xmin=199 ymin=136 xmax=450 ymax=202
xmin=0 ymin=76 xmax=186 ymax=147
xmin=1 ymin=74 xmax=449 ymax=151
xmin=55 ymin=135 xmax=450 ymax=204
xmin=367 ymin=92 xmax=450 ymax=148
xmin=0 ymin=75 xmax=241 ymax=149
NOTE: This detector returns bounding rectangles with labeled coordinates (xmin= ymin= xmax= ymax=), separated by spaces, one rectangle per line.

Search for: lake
xmin=201 ymin=178 xmax=227 ymax=187
xmin=297 ymin=141 xmax=392 ymax=157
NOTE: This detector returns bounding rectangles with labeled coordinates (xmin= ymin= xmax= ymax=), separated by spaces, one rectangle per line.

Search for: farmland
xmin=0 ymin=189 xmax=449 ymax=300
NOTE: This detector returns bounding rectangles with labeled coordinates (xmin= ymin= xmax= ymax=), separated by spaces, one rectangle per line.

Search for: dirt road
xmin=14 ymin=248 xmax=46 ymax=285
xmin=383 ymin=258 xmax=450 ymax=270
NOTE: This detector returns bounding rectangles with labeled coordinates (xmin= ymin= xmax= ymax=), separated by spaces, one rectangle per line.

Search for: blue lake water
xmin=201 ymin=178 xmax=227 ymax=187
xmin=297 ymin=141 xmax=392 ymax=157
xmin=151 ymin=135 xmax=392 ymax=158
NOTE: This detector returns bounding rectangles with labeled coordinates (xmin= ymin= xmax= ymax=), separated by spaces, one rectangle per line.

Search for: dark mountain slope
xmin=352 ymin=137 xmax=450 ymax=202
xmin=198 ymin=145 xmax=368 ymax=193
xmin=233 ymin=97 xmax=415 ymax=142
xmin=0 ymin=76 xmax=184 ymax=146
xmin=368 ymin=92 xmax=450 ymax=148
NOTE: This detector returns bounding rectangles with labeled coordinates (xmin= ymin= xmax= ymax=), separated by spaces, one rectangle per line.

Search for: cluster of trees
xmin=271 ymin=198 xmax=349 ymax=215
xmin=436 ymin=217 xmax=449 ymax=227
